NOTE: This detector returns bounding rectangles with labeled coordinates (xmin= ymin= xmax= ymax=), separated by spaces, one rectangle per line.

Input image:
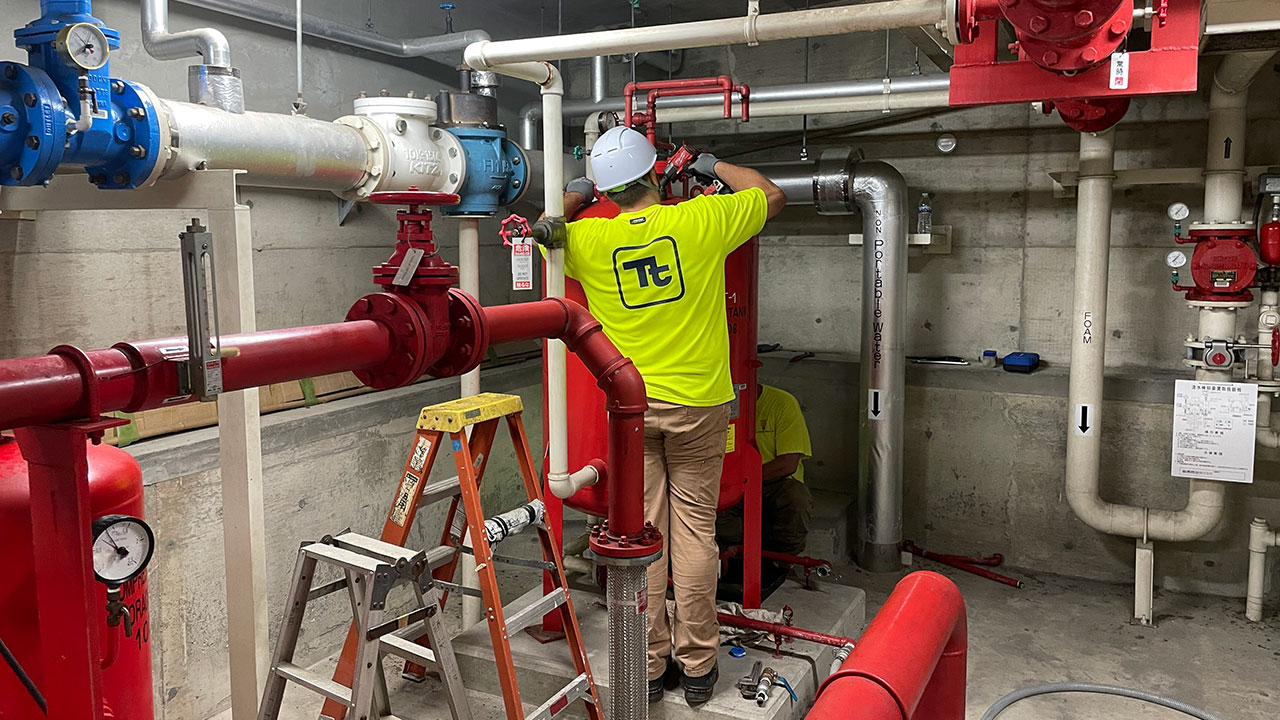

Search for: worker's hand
xmin=565 ymin=177 xmax=596 ymax=200
xmin=689 ymin=152 xmax=721 ymax=182
xmin=531 ymin=216 xmax=568 ymax=249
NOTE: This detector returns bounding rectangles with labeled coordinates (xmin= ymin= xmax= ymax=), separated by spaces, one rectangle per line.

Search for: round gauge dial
xmin=1165 ymin=250 xmax=1188 ymax=269
xmin=936 ymin=133 xmax=958 ymax=154
xmin=55 ymin=23 xmax=110 ymax=71
xmin=91 ymin=514 xmax=154 ymax=585
xmin=1167 ymin=202 xmax=1191 ymax=222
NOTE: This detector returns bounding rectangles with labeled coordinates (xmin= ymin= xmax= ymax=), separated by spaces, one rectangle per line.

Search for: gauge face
xmin=91 ymin=514 xmax=154 ymax=585
xmin=936 ymin=133 xmax=957 ymax=154
xmin=57 ymin=23 xmax=110 ymax=71
xmin=1166 ymin=250 xmax=1188 ymax=269
xmin=1167 ymin=202 xmax=1191 ymax=222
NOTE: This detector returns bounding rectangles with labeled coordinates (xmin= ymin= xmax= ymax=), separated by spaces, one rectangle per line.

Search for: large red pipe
xmin=483 ymin=298 xmax=649 ymax=540
xmin=808 ymin=571 xmax=967 ymax=720
xmin=0 ymin=321 xmax=392 ymax=431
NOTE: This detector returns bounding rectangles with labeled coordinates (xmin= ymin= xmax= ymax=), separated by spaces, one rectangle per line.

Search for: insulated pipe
xmin=1205 ymin=52 xmax=1278 ymax=222
xmin=810 ymin=571 xmax=967 ymax=720
xmin=635 ymin=90 xmax=951 ymax=126
xmin=759 ymin=151 xmax=908 ymax=571
xmin=174 ymin=0 xmax=490 ymax=61
xmin=141 ymin=0 xmax=233 ymax=67
xmin=157 ymin=99 xmax=372 ymax=191
xmin=518 ymin=74 xmax=950 ymax=149
xmin=590 ymin=55 xmax=609 ymax=104
xmin=1065 ymin=130 xmax=1226 ymax=542
xmin=464 ymin=0 xmax=947 ymax=67
xmin=0 ymin=321 xmax=393 ymax=431
xmin=1247 ymin=518 xmax=1278 ymax=621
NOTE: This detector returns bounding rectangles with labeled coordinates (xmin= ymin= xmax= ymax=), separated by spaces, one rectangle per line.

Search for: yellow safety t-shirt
xmin=756 ymin=385 xmax=812 ymax=482
xmin=564 ymin=187 xmax=768 ymax=406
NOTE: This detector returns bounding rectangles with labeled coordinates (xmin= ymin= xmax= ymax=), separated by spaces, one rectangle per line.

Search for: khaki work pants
xmin=643 ymin=399 xmax=731 ymax=681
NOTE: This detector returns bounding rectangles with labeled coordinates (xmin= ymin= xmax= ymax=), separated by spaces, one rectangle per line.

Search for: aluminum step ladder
xmin=257 ymin=531 xmax=471 ymax=720
xmin=320 ymin=392 xmax=602 ymax=720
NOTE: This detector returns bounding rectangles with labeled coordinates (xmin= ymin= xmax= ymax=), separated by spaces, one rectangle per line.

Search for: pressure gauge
xmin=91 ymin=514 xmax=154 ymax=585
xmin=936 ymin=133 xmax=957 ymax=154
xmin=1167 ymin=202 xmax=1191 ymax=222
xmin=1165 ymin=250 xmax=1188 ymax=269
xmin=55 ymin=23 xmax=110 ymax=71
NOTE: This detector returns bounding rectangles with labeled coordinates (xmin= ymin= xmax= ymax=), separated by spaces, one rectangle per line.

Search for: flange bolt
xmin=9 ymin=166 xmax=23 ymax=180
xmin=24 ymin=136 xmax=38 ymax=149
xmin=1 ymin=112 xmax=16 ymax=126
xmin=130 ymin=145 xmax=147 ymax=158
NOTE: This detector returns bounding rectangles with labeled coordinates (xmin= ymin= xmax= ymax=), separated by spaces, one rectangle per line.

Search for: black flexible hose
xmin=0 ymin=634 xmax=46 ymax=714
xmin=981 ymin=682 xmax=1223 ymax=720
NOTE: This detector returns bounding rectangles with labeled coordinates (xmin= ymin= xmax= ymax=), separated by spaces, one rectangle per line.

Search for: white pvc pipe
xmin=1247 ymin=518 xmax=1277 ymax=621
xmin=548 ymin=464 xmax=600 ymax=499
xmin=1064 ymin=130 xmax=1225 ymax=542
xmin=1205 ymin=52 xmax=1277 ymax=222
xmin=459 ymin=218 xmax=482 ymax=398
xmin=464 ymin=0 xmax=946 ymax=67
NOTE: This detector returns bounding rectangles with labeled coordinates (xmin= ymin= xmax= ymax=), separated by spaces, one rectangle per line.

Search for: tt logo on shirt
xmin=612 ymin=236 xmax=685 ymax=309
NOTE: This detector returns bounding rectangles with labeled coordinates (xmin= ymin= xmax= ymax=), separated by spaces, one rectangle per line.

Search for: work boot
xmin=681 ymin=665 xmax=719 ymax=706
xmin=648 ymin=677 xmax=664 ymax=704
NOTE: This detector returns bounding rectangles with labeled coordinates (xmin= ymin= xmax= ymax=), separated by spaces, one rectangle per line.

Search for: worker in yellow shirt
xmin=536 ymin=125 xmax=785 ymax=706
xmin=718 ymin=384 xmax=814 ymax=556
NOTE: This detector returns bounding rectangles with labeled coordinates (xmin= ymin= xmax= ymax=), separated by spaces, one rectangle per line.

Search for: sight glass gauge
xmin=55 ymin=23 xmax=110 ymax=71
xmin=91 ymin=514 xmax=154 ymax=585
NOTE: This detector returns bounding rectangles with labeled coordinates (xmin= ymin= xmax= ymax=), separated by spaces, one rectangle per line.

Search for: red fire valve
xmin=1176 ymin=227 xmax=1259 ymax=303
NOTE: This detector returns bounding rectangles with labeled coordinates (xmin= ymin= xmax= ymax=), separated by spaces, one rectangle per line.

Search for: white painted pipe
xmin=549 ymin=464 xmax=600 ymax=499
xmin=459 ymin=218 xmax=482 ymax=398
xmin=1064 ymin=130 xmax=1225 ymax=542
xmin=1247 ymin=518 xmax=1277 ymax=621
xmin=1205 ymin=52 xmax=1277 ymax=222
xmin=142 ymin=0 xmax=233 ymax=66
xmin=647 ymin=90 xmax=951 ymax=124
xmin=464 ymin=0 xmax=946 ymax=67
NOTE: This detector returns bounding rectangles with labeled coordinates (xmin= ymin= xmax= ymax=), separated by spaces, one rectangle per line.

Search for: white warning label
xmin=1171 ymin=380 xmax=1257 ymax=483
xmin=409 ymin=436 xmax=432 ymax=472
xmin=390 ymin=471 xmax=422 ymax=526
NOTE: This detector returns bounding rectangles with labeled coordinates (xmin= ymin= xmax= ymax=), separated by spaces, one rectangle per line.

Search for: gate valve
xmin=499 ymin=214 xmax=532 ymax=247
xmin=368 ymin=187 xmax=462 ymax=296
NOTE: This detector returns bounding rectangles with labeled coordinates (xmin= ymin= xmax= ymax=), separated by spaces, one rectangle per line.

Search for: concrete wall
xmin=131 ymin=362 xmax=541 ymax=719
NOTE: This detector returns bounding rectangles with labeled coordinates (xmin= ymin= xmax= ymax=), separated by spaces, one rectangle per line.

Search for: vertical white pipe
xmin=1205 ymin=52 xmax=1277 ymax=222
xmin=458 ymin=217 xmax=482 ymax=630
xmin=591 ymin=55 xmax=609 ymax=104
xmin=1247 ymin=518 xmax=1277 ymax=621
xmin=295 ymin=0 xmax=303 ymax=101
xmin=543 ymin=89 xmax=569 ymax=486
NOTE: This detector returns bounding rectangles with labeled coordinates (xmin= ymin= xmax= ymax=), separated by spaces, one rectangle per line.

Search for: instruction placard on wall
xmin=1171 ymin=380 xmax=1257 ymax=483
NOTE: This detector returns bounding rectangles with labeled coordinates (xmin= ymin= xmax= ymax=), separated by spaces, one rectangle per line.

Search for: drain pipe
xmin=175 ymin=0 xmax=489 ymax=62
xmin=141 ymin=0 xmax=244 ymax=112
xmin=1247 ymin=518 xmax=1277 ymax=621
xmin=760 ymin=150 xmax=907 ymax=572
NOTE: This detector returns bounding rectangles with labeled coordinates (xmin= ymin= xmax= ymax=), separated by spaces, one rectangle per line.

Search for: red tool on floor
xmin=902 ymin=540 xmax=1024 ymax=589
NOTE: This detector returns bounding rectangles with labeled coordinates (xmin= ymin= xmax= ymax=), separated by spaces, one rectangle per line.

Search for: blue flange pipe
xmin=3 ymin=0 xmax=162 ymax=188
xmin=445 ymin=127 xmax=529 ymax=216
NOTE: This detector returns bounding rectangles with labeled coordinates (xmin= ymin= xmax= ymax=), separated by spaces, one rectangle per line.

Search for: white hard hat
xmin=590 ymin=126 xmax=657 ymax=192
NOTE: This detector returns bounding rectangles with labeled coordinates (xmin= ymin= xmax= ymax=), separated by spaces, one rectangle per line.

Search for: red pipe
xmin=902 ymin=541 xmax=1023 ymax=589
xmin=483 ymin=299 xmax=650 ymax=543
xmin=809 ymin=571 xmax=966 ymax=720
xmin=715 ymin=612 xmax=853 ymax=649
xmin=0 ymin=321 xmax=393 ymax=431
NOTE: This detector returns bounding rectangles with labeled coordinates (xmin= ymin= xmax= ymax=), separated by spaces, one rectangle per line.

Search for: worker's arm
xmin=762 ymin=453 xmax=803 ymax=483
xmin=692 ymin=154 xmax=787 ymax=219
xmin=538 ymin=177 xmax=595 ymax=222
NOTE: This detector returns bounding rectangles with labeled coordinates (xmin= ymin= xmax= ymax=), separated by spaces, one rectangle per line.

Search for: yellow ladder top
xmin=417 ymin=392 xmax=525 ymax=431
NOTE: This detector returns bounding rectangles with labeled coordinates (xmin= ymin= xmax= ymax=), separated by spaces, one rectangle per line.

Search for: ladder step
xmin=421 ymin=475 xmax=462 ymax=506
xmin=307 ymin=577 xmax=348 ymax=602
xmin=302 ymin=542 xmax=386 ymax=575
xmin=380 ymin=634 xmax=439 ymax=669
xmin=432 ymin=579 xmax=485 ymax=599
xmin=331 ymin=532 xmax=424 ymax=566
xmin=276 ymin=661 xmax=352 ymax=706
xmin=417 ymin=393 xmax=524 ymax=432
xmin=527 ymin=673 xmax=592 ymax=720
xmin=505 ymin=588 xmax=567 ymax=637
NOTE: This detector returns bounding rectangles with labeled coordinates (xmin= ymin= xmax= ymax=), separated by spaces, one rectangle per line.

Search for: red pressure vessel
xmin=0 ymin=437 xmax=153 ymax=720
xmin=555 ymin=195 xmax=761 ymax=515
xmin=1260 ymin=220 xmax=1280 ymax=267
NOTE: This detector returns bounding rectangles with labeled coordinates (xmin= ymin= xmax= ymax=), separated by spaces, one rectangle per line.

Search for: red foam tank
xmin=0 ymin=437 xmax=153 ymax=720
xmin=555 ymin=195 xmax=760 ymax=515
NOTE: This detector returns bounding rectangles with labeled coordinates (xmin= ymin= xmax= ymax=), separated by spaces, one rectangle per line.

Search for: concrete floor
xmin=846 ymin=558 xmax=1279 ymax=720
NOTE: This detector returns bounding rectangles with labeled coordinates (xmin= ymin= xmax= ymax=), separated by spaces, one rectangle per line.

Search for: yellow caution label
xmin=725 ymin=423 xmax=736 ymax=453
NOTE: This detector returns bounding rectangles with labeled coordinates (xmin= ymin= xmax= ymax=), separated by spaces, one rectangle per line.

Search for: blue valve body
xmin=445 ymin=127 xmax=528 ymax=216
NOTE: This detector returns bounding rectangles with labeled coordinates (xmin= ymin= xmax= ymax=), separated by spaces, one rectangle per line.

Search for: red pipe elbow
xmin=810 ymin=571 xmax=967 ymax=720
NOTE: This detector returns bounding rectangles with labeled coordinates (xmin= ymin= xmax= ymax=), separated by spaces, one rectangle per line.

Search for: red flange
xmin=426 ymin=288 xmax=489 ymax=378
xmin=1047 ymin=96 xmax=1131 ymax=133
xmin=998 ymin=0 xmax=1130 ymax=73
xmin=345 ymin=292 xmax=431 ymax=389
xmin=589 ymin=519 xmax=663 ymax=560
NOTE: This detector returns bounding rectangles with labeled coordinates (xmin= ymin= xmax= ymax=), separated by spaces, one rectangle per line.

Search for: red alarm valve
xmin=1176 ymin=227 xmax=1259 ymax=303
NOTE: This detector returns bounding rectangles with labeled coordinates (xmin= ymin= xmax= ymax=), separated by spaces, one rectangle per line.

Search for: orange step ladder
xmin=320 ymin=393 xmax=602 ymax=720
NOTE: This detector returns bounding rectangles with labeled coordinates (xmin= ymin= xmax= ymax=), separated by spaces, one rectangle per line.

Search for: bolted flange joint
xmin=589 ymin=520 xmax=663 ymax=562
xmin=426 ymin=288 xmax=489 ymax=378
xmin=346 ymin=292 xmax=433 ymax=389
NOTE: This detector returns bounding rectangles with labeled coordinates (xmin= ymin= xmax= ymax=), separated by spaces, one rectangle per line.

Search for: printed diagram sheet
xmin=1171 ymin=380 xmax=1257 ymax=483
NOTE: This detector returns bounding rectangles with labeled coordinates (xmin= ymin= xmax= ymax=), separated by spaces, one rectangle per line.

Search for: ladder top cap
xmin=418 ymin=392 xmax=524 ymax=431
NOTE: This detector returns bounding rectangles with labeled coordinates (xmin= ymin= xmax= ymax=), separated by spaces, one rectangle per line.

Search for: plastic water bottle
xmin=917 ymin=193 xmax=933 ymax=234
